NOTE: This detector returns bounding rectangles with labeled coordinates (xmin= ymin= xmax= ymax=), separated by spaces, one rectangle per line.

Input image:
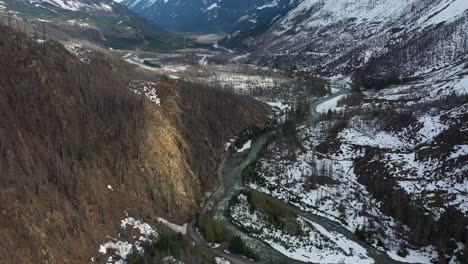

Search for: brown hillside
xmin=0 ymin=24 xmax=268 ymax=263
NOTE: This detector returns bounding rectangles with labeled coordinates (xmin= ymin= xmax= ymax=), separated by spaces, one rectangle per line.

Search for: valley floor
xmin=96 ymin=48 xmax=467 ymax=264
xmin=243 ymin=68 xmax=468 ymax=263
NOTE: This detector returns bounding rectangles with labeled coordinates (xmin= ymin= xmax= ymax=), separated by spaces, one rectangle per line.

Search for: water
xmin=212 ymin=86 xmax=405 ymax=264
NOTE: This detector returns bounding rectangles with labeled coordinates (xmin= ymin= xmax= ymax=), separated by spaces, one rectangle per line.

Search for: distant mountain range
xmin=27 ymin=0 xmax=120 ymax=15
xmin=222 ymin=0 xmax=468 ymax=78
xmin=119 ymin=0 xmax=301 ymax=33
xmin=1 ymin=0 xmax=183 ymax=50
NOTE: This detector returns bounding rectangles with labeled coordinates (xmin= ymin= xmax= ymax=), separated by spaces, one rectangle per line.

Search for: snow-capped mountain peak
xmin=235 ymin=0 xmax=468 ymax=77
xmin=28 ymin=0 xmax=117 ymax=13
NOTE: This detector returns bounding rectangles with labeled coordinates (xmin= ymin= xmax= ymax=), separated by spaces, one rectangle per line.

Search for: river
xmin=188 ymin=84 xmax=406 ymax=264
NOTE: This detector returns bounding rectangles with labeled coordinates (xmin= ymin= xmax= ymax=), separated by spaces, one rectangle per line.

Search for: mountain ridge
xmin=1 ymin=0 xmax=184 ymax=50
xmin=224 ymin=0 xmax=468 ymax=79
xmin=120 ymin=0 xmax=301 ymax=33
xmin=0 ymin=22 xmax=268 ymax=263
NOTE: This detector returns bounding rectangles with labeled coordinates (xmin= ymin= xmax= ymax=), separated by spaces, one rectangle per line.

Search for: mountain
xmin=26 ymin=0 xmax=121 ymax=15
xmin=0 ymin=23 xmax=268 ymax=262
xmin=224 ymin=0 xmax=468 ymax=78
xmin=216 ymin=1 xmax=468 ymax=262
xmin=120 ymin=0 xmax=300 ymax=33
xmin=1 ymin=0 xmax=183 ymax=50
xmin=1 ymin=0 xmax=467 ymax=263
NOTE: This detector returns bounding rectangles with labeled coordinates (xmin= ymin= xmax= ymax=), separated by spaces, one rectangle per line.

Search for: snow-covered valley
xmin=239 ymin=71 xmax=467 ymax=263
xmin=111 ymin=43 xmax=468 ymax=263
xmin=1 ymin=0 xmax=467 ymax=262
xmin=225 ymin=0 xmax=468 ymax=80
xmin=229 ymin=192 xmax=374 ymax=264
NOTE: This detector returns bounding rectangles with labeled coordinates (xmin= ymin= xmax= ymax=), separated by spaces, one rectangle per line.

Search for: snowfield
xmin=248 ymin=118 xmax=445 ymax=263
xmin=201 ymin=69 xmax=290 ymax=93
xmin=372 ymin=64 xmax=468 ymax=102
xmin=244 ymin=69 xmax=468 ymax=263
xmin=247 ymin=0 xmax=468 ymax=79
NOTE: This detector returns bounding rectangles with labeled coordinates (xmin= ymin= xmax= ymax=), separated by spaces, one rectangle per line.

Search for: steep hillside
xmin=228 ymin=0 xmax=468 ymax=78
xmin=0 ymin=0 xmax=183 ymax=50
xmin=0 ymin=24 xmax=267 ymax=263
xmin=120 ymin=0 xmax=300 ymax=33
xmin=248 ymin=95 xmax=468 ymax=263
xmin=213 ymin=2 xmax=468 ymax=262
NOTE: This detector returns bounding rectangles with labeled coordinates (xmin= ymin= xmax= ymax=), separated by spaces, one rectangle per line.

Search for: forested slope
xmin=0 ymin=24 xmax=268 ymax=263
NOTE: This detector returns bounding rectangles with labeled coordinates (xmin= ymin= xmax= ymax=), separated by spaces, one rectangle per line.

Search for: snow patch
xmin=215 ymin=257 xmax=230 ymax=264
xmin=316 ymin=94 xmax=346 ymax=113
xmin=129 ymin=81 xmax=161 ymax=106
xmin=99 ymin=217 xmax=157 ymax=263
xmin=156 ymin=217 xmax=187 ymax=235
xmin=237 ymin=140 xmax=252 ymax=153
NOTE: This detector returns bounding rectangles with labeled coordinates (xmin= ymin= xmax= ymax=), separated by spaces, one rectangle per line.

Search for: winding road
xmin=187 ymin=83 xmax=405 ymax=264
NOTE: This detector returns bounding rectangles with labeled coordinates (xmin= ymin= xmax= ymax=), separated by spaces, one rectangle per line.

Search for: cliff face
xmin=0 ymin=24 xmax=268 ymax=263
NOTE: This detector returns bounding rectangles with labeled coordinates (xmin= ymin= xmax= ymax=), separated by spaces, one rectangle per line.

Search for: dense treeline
xmin=126 ymin=229 xmax=215 ymax=264
xmin=242 ymin=160 xmax=266 ymax=186
xmin=197 ymin=212 xmax=232 ymax=243
xmin=0 ymin=23 xmax=270 ymax=262
xmin=196 ymin=212 xmax=258 ymax=260
xmin=230 ymin=190 xmax=302 ymax=236
xmin=177 ymin=80 xmax=268 ymax=189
